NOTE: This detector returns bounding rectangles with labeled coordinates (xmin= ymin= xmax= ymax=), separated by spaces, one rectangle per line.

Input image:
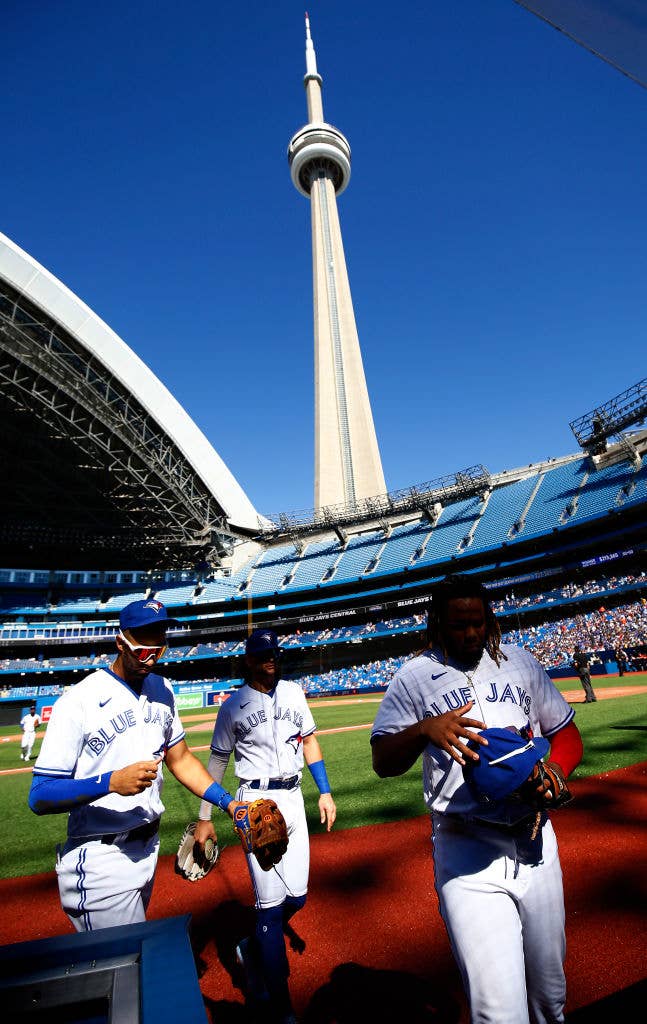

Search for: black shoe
xmin=236 ymin=937 xmax=269 ymax=1005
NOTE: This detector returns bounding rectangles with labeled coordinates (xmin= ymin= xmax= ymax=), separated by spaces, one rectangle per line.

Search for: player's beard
xmin=449 ymin=643 xmax=485 ymax=672
xmin=253 ymin=661 xmax=280 ymax=689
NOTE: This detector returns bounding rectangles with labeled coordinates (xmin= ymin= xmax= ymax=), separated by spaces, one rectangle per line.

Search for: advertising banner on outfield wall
xmin=207 ymin=692 xmax=229 ymax=706
xmin=175 ymin=692 xmax=204 ymax=710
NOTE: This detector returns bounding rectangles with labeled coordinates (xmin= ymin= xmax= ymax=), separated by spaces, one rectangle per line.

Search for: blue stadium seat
xmin=332 ymin=531 xmax=385 ymax=582
xmin=417 ymin=497 xmax=482 ymax=564
xmin=518 ymin=460 xmax=585 ymax=538
xmin=377 ymin=520 xmax=433 ymax=573
xmin=472 ymin=475 xmax=539 ymax=550
xmin=288 ymin=538 xmax=342 ymax=589
xmin=248 ymin=543 xmax=298 ymax=593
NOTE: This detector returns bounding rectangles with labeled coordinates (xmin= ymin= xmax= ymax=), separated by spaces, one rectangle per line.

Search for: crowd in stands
xmin=289 ymin=600 xmax=647 ymax=693
xmin=290 ymin=655 xmax=410 ymax=695
xmin=490 ymin=573 xmax=645 ymax=613
xmin=2 ymin=588 xmax=646 ymax=702
xmin=505 ymin=599 xmax=647 ymax=669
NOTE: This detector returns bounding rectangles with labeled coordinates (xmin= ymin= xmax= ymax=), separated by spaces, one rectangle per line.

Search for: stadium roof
xmin=0 ymin=232 xmax=263 ymax=570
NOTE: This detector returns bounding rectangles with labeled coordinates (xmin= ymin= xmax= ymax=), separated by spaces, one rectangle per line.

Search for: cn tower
xmin=288 ymin=14 xmax=386 ymax=510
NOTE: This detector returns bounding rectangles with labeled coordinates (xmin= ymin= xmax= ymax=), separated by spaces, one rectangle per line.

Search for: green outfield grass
xmin=1 ymin=680 xmax=646 ymax=880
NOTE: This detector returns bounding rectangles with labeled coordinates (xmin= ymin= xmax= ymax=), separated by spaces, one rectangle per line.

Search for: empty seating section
xmin=518 ymin=460 xmax=585 ymax=538
xmin=0 ymin=457 xmax=645 ymax=633
xmin=288 ymin=539 xmax=341 ymax=589
xmin=46 ymin=597 xmax=101 ymax=615
xmin=377 ymin=521 xmax=433 ymax=573
xmin=154 ymin=583 xmax=199 ymax=606
xmin=623 ymin=454 xmax=647 ymax=505
xmin=194 ymin=572 xmax=250 ymax=602
xmin=333 ymin=531 xmax=385 ymax=581
xmin=472 ymin=475 xmax=538 ymax=550
xmin=418 ymin=497 xmax=483 ymax=565
xmin=100 ymin=591 xmax=148 ymax=611
xmin=566 ymin=458 xmax=635 ymax=523
xmin=248 ymin=544 xmax=298 ymax=594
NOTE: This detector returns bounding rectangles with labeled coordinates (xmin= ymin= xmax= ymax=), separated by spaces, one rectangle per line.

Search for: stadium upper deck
xmin=1 ymin=439 xmax=645 ymax=635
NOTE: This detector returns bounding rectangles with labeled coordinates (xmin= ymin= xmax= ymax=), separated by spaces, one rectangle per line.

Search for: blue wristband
xmin=203 ymin=780 xmax=235 ymax=812
xmin=308 ymin=759 xmax=331 ymax=794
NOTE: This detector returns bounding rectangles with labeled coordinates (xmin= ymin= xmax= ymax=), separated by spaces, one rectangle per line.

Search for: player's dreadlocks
xmin=427 ymin=574 xmax=507 ymax=667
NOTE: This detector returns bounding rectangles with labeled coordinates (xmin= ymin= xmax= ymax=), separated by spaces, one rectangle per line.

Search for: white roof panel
xmin=0 ymin=231 xmax=262 ymax=532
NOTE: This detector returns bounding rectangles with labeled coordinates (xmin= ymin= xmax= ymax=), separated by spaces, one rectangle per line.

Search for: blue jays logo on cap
xmin=245 ymin=629 xmax=282 ymax=656
xmin=119 ymin=599 xmax=179 ymax=632
xmin=463 ymin=726 xmax=550 ymax=803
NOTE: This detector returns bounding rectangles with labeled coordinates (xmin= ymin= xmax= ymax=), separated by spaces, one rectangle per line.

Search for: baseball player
xmin=371 ymin=575 xmax=583 ymax=1024
xmin=195 ymin=628 xmax=336 ymax=1024
xmin=28 ymin=598 xmax=238 ymax=932
xmin=20 ymin=703 xmax=41 ymax=761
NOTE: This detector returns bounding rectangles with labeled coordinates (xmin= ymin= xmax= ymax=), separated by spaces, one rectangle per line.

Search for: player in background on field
xmin=28 ymin=599 xmax=246 ymax=932
xmin=20 ymin=703 xmax=41 ymax=761
xmin=371 ymin=575 xmax=583 ymax=1024
xmin=195 ymin=629 xmax=336 ymax=1024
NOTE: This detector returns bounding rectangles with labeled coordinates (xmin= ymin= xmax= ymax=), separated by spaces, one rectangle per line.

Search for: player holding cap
xmin=195 ymin=628 xmax=336 ymax=1024
xmin=29 ymin=598 xmax=244 ymax=932
xmin=371 ymin=575 xmax=583 ymax=1024
xmin=20 ymin=703 xmax=41 ymax=761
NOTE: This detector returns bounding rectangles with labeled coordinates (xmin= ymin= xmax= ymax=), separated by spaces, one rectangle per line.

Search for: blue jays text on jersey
xmin=86 ymin=702 xmax=173 ymax=756
xmin=33 ymin=668 xmax=184 ymax=837
xmin=234 ymin=702 xmax=305 ymax=741
xmin=211 ymin=679 xmax=316 ymax=782
xmin=371 ymin=644 xmax=574 ymax=818
xmin=424 ymin=679 xmax=533 ymax=718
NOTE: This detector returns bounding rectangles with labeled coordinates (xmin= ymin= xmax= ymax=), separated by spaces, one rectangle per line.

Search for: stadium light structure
xmin=569 ymin=379 xmax=647 ymax=455
xmin=260 ymin=465 xmax=491 ymax=540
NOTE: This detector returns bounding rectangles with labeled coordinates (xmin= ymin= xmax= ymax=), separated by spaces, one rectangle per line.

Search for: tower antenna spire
xmin=288 ymin=17 xmax=386 ymax=508
xmin=304 ymin=12 xmax=320 ymax=85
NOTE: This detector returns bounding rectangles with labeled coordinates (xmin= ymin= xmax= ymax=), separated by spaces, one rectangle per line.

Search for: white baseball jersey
xmin=34 ymin=667 xmax=184 ymax=837
xmin=211 ymin=680 xmax=316 ymax=781
xmin=21 ymin=712 xmax=40 ymax=735
xmin=371 ymin=644 xmax=574 ymax=819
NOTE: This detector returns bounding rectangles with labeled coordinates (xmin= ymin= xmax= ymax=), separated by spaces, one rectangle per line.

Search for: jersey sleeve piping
xmin=542 ymin=706 xmax=575 ymax=738
xmin=32 ymin=766 xmax=74 ymax=778
xmin=167 ymin=732 xmax=185 ymax=749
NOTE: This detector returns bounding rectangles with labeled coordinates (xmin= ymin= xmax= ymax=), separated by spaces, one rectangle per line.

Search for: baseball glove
xmin=233 ymin=798 xmax=288 ymax=871
xmin=518 ymin=761 xmax=573 ymax=811
xmin=175 ymin=822 xmax=219 ymax=882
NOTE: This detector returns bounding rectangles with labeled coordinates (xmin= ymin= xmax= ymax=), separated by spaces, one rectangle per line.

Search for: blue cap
xmin=245 ymin=629 xmax=282 ymax=656
xmin=119 ymin=599 xmax=179 ymax=632
xmin=463 ymin=727 xmax=550 ymax=802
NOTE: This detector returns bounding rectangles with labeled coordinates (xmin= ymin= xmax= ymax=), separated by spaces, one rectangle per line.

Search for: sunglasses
xmin=119 ymin=630 xmax=167 ymax=663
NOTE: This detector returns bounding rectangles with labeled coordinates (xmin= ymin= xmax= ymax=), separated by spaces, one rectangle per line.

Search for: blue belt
xmin=248 ymin=776 xmax=299 ymax=790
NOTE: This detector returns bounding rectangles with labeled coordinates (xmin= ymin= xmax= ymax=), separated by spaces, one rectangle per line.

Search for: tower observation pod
xmin=288 ymin=14 xmax=386 ymax=510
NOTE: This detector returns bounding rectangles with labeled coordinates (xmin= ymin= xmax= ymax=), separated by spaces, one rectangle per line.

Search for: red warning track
xmin=1 ymin=763 xmax=645 ymax=1021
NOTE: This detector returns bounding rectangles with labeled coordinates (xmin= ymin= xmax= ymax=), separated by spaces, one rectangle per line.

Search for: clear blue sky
xmin=3 ymin=1 xmax=645 ymax=518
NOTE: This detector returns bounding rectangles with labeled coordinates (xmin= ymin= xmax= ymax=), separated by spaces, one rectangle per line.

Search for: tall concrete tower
xmin=288 ymin=14 xmax=386 ymax=510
